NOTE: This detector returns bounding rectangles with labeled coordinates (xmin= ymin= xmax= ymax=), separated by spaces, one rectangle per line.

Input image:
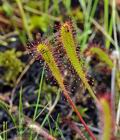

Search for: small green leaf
xmin=2 ymin=2 xmax=13 ymax=16
xmin=78 ymin=107 xmax=88 ymax=117
xmin=88 ymin=47 xmax=113 ymax=69
xmin=30 ymin=15 xmax=49 ymax=32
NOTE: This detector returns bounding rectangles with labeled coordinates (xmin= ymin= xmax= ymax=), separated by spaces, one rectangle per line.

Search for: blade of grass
xmin=34 ymin=103 xmax=49 ymax=121
xmin=33 ymin=95 xmax=60 ymax=140
xmin=115 ymin=97 xmax=120 ymax=135
xmin=78 ymin=0 xmax=99 ymax=51
xmin=112 ymin=0 xmax=120 ymax=55
xmin=112 ymin=1 xmax=120 ymax=135
xmin=2 ymin=121 xmax=8 ymax=139
xmin=33 ymin=103 xmax=49 ymax=140
xmin=53 ymin=0 xmax=60 ymax=14
xmin=0 ymin=100 xmax=16 ymax=128
xmin=29 ymin=65 xmax=45 ymax=140
xmin=41 ymin=89 xmax=60 ymax=127
xmin=0 ymin=126 xmax=17 ymax=136
xmin=0 ymin=136 xmax=3 ymax=140
xmin=47 ymin=117 xmax=53 ymax=135
xmin=45 ymin=0 xmax=50 ymax=13
xmin=90 ymin=0 xmax=99 ymax=18
xmin=19 ymin=87 xmax=24 ymax=139
xmin=2 ymin=124 xmax=4 ymax=140
xmin=81 ymin=0 xmax=92 ymax=48
xmin=50 ymin=114 xmax=65 ymax=140
xmin=33 ymin=65 xmax=45 ymax=121
xmin=104 ymin=0 xmax=109 ymax=48
xmin=104 ymin=0 xmax=114 ymax=50
xmin=54 ymin=114 xmax=65 ymax=140
xmin=90 ymin=18 xmax=119 ymax=48
xmin=24 ymin=6 xmax=61 ymax=21
xmin=106 ymin=15 xmax=113 ymax=49
xmin=78 ymin=0 xmax=86 ymax=12
xmin=5 ymin=122 xmax=7 ymax=140
xmin=15 ymin=0 xmax=32 ymax=39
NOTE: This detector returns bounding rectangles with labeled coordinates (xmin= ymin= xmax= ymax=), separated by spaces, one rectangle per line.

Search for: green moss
xmin=0 ymin=49 xmax=25 ymax=85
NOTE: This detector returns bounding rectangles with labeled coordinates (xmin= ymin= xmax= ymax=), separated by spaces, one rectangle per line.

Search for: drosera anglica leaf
xmin=27 ymin=39 xmax=96 ymax=140
xmin=52 ymin=31 xmax=83 ymax=94
xmin=36 ymin=43 xmax=64 ymax=84
xmin=98 ymin=94 xmax=115 ymax=140
xmin=84 ymin=44 xmax=114 ymax=69
xmin=59 ymin=20 xmax=99 ymax=103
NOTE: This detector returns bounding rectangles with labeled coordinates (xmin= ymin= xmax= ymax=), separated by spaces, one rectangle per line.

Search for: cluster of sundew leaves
xmin=27 ymin=20 xmax=98 ymax=140
xmin=28 ymin=26 xmax=77 ymax=94
xmin=27 ymin=20 xmax=97 ymax=99
xmin=27 ymin=19 xmax=116 ymax=140
xmin=27 ymin=20 xmax=117 ymax=140
xmin=27 ymin=39 xmax=71 ymax=95
xmin=27 ymin=19 xmax=100 ymax=102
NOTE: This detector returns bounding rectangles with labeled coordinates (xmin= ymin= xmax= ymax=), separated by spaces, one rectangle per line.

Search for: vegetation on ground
xmin=0 ymin=0 xmax=120 ymax=140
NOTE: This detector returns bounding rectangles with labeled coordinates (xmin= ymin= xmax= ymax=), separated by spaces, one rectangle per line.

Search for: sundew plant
xmin=27 ymin=20 xmax=116 ymax=140
xmin=0 ymin=0 xmax=120 ymax=140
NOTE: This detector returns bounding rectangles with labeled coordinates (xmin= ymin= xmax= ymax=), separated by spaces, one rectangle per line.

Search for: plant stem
xmin=62 ymin=86 xmax=96 ymax=140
